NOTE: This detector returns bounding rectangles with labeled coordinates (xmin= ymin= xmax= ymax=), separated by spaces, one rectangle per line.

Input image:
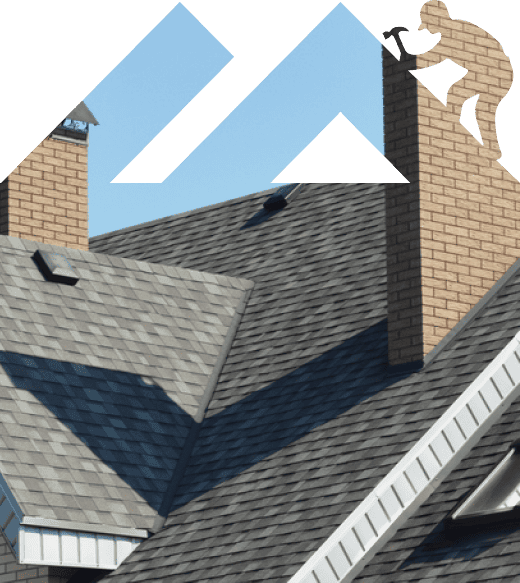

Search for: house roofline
xmin=20 ymin=517 xmax=149 ymax=538
xmin=89 ymin=186 xmax=283 ymax=242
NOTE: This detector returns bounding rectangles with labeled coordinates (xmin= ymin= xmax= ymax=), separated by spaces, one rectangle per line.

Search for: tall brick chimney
xmin=384 ymin=0 xmax=519 ymax=366
xmin=0 ymin=102 xmax=98 ymax=252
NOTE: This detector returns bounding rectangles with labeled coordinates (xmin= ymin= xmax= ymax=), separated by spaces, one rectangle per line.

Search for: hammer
xmin=383 ymin=27 xmax=411 ymax=61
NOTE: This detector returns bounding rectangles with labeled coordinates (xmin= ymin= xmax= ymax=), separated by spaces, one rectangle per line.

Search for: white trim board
xmin=288 ymin=331 xmax=520 ymax=583
xmin=20 ymin=517 xmax=148 ymax=538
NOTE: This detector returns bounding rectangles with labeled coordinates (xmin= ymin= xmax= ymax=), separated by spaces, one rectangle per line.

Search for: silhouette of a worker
xmin=416 ymin=0 xmax=513 ymax=159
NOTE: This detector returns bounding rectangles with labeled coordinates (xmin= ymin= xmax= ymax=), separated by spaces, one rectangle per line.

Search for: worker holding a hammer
xmin=383 ymin=0 xmax=513 ymax=159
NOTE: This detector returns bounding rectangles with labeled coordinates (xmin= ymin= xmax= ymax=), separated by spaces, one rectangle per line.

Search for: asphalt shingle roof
xmin=0 ymin=235 xmax=251 ymax=532
xmin=353 ymin=262 xmax=520 ymax=583
xmin=87 ymin=183 xmax=520 ymax=582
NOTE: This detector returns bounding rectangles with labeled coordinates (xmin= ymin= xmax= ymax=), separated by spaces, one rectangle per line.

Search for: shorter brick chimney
xmin=384 ymin=1 xmax=519 ymax=366
xmin=0 ymin=102 xmax=98 ymax=251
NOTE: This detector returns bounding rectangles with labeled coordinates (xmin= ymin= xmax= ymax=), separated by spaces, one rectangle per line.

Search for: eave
xmin=0 ymin=473 xmax=148 ymax=570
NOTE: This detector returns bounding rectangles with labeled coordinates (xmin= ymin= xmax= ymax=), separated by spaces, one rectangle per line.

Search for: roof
xmin=0 ymin=234 xmax=252 ymax=541
xmin=0 ymin=179 xmax=495 ymax=580
xmin=87 ymin=182 xmax=520 ymax=582
xmin=355 ymin=261 xmax=520 ymax=582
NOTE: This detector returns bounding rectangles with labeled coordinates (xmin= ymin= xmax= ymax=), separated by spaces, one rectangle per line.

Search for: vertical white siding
xmin=19 ymin=526 xmax=143 ymax=570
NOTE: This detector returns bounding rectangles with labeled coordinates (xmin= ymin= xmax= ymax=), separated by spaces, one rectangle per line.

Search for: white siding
xmin=19 ymin=526 xmax=143 ymax=570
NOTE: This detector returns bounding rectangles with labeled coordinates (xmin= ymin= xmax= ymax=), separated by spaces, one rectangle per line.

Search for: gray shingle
xmin=82 ymin=182 xmax=520 ymax=582
xmin=0 ymin=235 xmax=251 ymax=534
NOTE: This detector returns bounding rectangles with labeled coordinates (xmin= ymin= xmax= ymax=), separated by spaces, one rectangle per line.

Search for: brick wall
xmin=385 ymin=0 xmax=519 ymax=365
xmin=0 ymin=135 xmax=89 ymax=251
xmin=0 ymin=530 xmax=51 ymax=583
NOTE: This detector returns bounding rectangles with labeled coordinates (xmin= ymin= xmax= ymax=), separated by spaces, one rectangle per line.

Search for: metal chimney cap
xmin=65 ymin=101 xmax=99 ymax=126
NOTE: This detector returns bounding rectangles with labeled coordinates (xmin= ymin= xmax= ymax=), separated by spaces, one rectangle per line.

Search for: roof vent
xmin=263 ymin=184 xmax=301 ymax=211
xmin=263 ymin=193 xmax=287 ymax=211
xmin=34 ymin=250 xmax=79 ymax=286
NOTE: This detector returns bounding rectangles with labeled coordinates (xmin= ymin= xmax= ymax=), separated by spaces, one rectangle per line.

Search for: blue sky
xmin=86 ymin=3 xmax=383 ymax=238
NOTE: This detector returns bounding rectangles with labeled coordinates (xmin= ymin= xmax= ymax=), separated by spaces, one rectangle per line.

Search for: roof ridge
xmin=0 ymin=232 xmax=254 ymax=292
xmin=89 ymin=186 xmax=283 ymax=241
xmin=151 ymin=285 xmax=254 ymax=534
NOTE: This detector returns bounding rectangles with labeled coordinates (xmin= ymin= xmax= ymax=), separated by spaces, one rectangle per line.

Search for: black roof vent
xmin=34 ymin=250 xmax=79 ymax=286
xmin=263 ymin=193 xmax=287 ymax=211
xmin=263 ymin=184 xmax=301 ymax=212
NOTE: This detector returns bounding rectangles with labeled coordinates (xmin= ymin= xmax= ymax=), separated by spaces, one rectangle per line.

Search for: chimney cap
xmin=65 ymin=101 xmax=99 ymax=126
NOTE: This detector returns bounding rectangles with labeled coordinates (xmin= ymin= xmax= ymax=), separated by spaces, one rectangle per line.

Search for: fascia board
xmin=20 ymin=517 xmax=148 ymax=539
xmin=288 ymin=331 xmax=520 ymax=583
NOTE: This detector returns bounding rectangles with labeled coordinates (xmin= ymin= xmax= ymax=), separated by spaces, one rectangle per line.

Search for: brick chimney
xmin=0 ymin=102 xmax=98 ymax=252
xmin=384 ymin=0 xmax=519 ymax=366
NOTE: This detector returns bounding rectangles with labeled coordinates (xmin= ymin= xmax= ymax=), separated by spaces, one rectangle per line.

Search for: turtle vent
xmin=263 ymin=184 xmax=301 ymax=212
xmin=34 ymin=250 xmax=79 ymax=286
xmin=263 ymin=193 xmax=288 ymax=211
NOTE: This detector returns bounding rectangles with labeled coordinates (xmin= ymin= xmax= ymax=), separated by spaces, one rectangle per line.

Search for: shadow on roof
xmin=398 ymin=521 xmax=520 ymax=569
xmin=0 ymin=318 xmax=413 ymax=524
xmin=240 ymin=205 xmax=287 ymax=230
xmin=0 ymin=351 xmax=194 ymax=516
xmin=166 ymin=318 xmax=415 ymax=513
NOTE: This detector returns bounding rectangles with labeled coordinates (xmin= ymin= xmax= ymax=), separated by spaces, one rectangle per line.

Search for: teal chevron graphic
xmin=108 ymin=0 xmax=520 ymax=183
xmin=0 ymin=0 xmax=520 ymax=183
